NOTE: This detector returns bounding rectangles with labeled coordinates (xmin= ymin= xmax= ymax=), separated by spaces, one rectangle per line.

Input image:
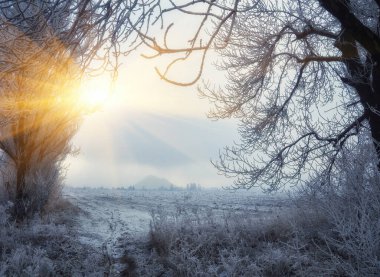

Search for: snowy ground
xmin=63 ymin=188 xmax=289 ymax=276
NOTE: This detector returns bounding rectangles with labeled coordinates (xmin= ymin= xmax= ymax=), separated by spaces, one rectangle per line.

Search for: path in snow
xmin=64 ymin=188 xmax=152 ymax=276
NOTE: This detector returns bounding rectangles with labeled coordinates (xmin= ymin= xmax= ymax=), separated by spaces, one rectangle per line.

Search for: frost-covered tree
xmin=138 ymin=0 xmax=380 ymax=191
xmin=0 ymin=0 xmax=165 ymax=219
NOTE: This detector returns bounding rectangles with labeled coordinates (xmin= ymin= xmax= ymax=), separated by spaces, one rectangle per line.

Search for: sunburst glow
xmin=79 ymin=77 xmax=112 ymax=108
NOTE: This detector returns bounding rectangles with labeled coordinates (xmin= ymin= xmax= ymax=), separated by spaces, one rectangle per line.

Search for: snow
xmin=61 ymin=187 xmax=289 ymax=275
xmin=64 ymin=187 xmax=288 ymax=240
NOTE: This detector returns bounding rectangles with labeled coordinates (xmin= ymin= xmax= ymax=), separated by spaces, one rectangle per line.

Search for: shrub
xmin=148 ymin=203 xmax=298 ymax=276
xmin=0 ymin=161 xmax=64 ymax=220
xmin=294 ymin=140 xmax=380 ymax=276
xmin=0 ymin=200 xmax=107 ymax=276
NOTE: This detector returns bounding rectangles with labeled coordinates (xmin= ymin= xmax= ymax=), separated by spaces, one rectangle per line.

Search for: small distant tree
xmin=186 ymin=183 xmax=201 ymax=191
xmin=135 ymin=0 xmax=380 ymax=191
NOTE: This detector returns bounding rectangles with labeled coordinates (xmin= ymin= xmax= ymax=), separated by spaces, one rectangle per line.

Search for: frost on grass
xmin=147 ymin=202 xmax=296 ymax=277
xmin=147 ymin=143 xmax=380 ymax=276
xmin=0 ymin=144 xmax=379 ymax=276
xmin=0 ymin=199 xmax=107 ymax=276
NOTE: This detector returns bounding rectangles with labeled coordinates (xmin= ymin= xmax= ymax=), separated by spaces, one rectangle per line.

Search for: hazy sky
xmin=65 ymin=51 xmax=239 ymax=188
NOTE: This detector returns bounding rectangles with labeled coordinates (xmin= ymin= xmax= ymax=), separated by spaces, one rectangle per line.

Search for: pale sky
xmin=65 ymin=51 xmax=239 ymax=188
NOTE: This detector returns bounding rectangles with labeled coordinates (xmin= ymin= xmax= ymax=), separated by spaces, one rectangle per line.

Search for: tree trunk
xmin=368 ymin=113 xmax=380 ymax=169
xmin=319 ymin=0 xmax=380 ymax=168
xmin=13 ymin=103 xmax=28 ymax=220
xmin=335 ymin=29 xmax=380 ymax=168
xmin=368 ymin=64 xmax=380 ymax=170
xmin=14 ymin=161 xmax=27 ymax=220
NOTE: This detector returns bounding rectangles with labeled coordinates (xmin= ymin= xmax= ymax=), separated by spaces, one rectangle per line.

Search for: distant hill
xmin=134 ymin=175 xmax=176 ymax=190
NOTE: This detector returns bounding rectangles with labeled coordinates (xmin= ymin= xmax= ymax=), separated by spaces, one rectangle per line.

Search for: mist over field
xmin=67 ymin=110 xmax=239 ymax=188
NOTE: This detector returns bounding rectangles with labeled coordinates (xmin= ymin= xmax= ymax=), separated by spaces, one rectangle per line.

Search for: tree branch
xmin=319 ymin=0 xmax=380 ymax=60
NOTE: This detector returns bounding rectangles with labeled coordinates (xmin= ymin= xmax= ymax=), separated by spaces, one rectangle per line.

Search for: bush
xmin=295 ymin=141 xmax=380 ymax=276
xmin=0 ymin=162 xmax=64 ymax=220
xmin=148 ymin=203 xmax=299 ymax=276
xmin=0 ymin=200 xmax=107 ymax=276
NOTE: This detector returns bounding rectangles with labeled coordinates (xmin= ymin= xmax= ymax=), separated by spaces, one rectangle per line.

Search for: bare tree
xmin=0 ymin=0 xmax=171 ymax=219
xmin=0 ymin=31 xmax=82 ymax=217
xmin=135 ymin=0 xmax=380 ymax=191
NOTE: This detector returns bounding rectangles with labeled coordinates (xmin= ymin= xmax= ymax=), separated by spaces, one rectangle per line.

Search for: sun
xmin=79 ymin=77 xmax=112 ymax=108
xmin=82 ymin=88 xmax=109 ymax=106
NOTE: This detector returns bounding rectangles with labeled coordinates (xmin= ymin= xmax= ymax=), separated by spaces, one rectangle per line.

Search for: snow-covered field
xmin=63 ymin=187 xmax=290 ymax=276
xmin=65 ymin=188 xmax=289 ymax=242
xmin=4 ymin=185 xmax=377 ymax=276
